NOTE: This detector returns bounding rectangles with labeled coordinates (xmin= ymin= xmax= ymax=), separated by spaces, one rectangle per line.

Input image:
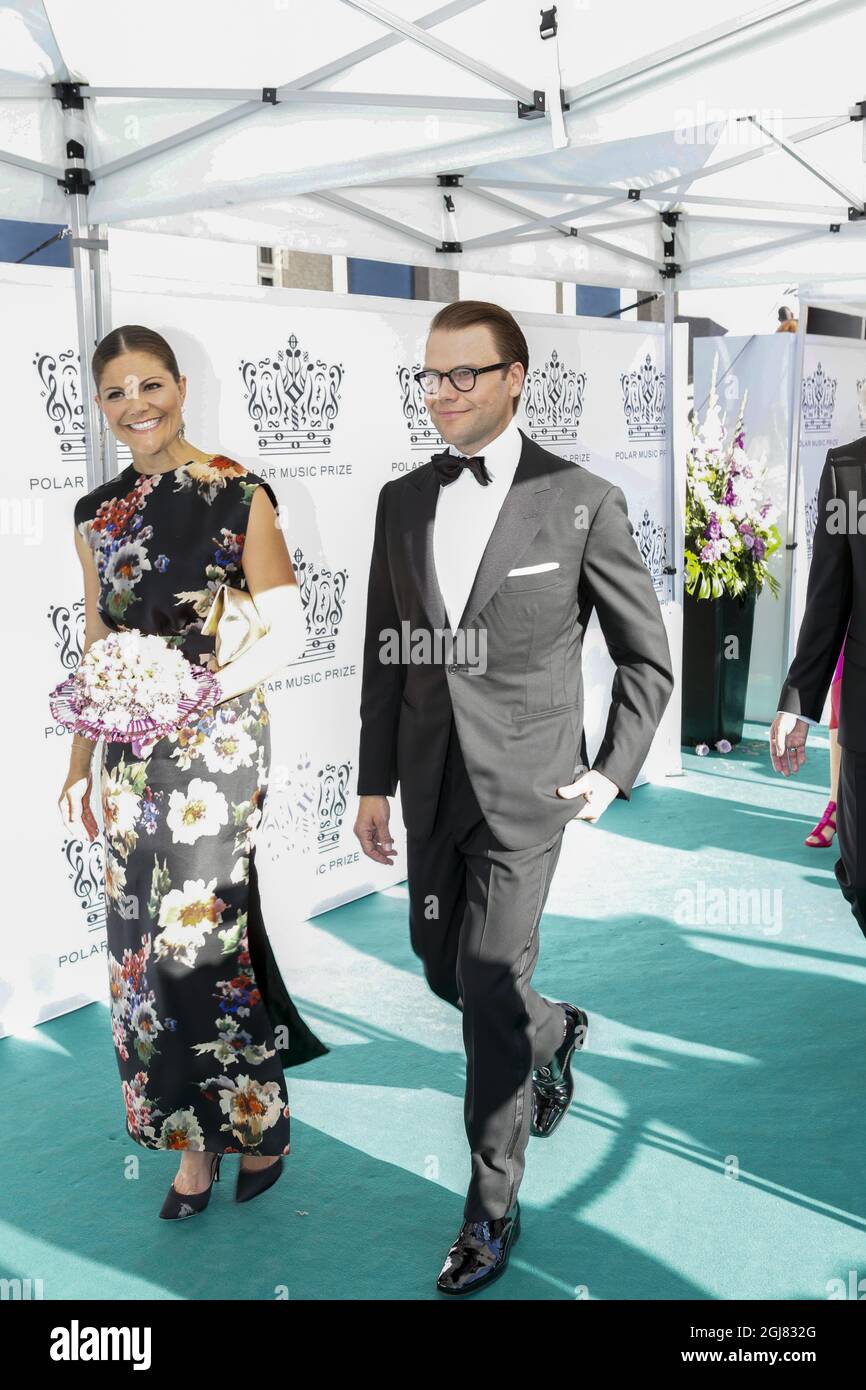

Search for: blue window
xmin=0 ymin=220 xmax=70 ymax=267
xmin=348 ymin=257 xmax=414 ymax=299
xmin=574 ymin=284 xmax=620 ymax=317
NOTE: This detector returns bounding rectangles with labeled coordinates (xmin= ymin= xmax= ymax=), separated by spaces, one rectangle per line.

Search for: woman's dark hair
xmin=428 ymin=299 xmax=529 ymax=416
xmin=91 ymin=325 xmax=181 ymax=393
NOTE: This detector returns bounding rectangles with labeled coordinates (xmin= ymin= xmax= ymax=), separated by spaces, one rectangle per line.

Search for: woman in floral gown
xmin=58 ymin=324 xmax=327 ymax=1216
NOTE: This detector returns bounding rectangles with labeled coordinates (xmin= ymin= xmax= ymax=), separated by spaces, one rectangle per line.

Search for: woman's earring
xmin=177 ymin=414 xmax=186 ymax=441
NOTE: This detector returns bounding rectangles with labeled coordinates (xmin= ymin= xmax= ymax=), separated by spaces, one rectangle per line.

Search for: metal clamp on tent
xmin=57 ymin=140 xmax=95 ymax=197
xmin=437 ymin=173 xmax=462 ymax=251
xmin=517 ymin=88 xmax=570 ymax=121
xmin=51 ymin=80 xmax=87 ymax=110
xmin=660 ymin=211 xmax=680 ymax=279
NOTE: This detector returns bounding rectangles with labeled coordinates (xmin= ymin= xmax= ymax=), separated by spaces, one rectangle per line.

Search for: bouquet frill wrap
xmin=50 ymin=629 xmax=219 ymax=753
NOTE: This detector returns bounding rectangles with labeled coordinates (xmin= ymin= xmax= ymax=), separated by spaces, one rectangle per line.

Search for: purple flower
xmin=753 ymin=537 xmax=766 ymax=561
xmin=715 ymin=739 xmax=732 ymax=753
xmin=705 ymin=513 xmax=722 ymax=540
xmin=695 ymin=742 xmax=709 ymax=756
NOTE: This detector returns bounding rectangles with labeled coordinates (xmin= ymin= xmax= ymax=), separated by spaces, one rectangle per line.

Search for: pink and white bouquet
xmin=50 ymin=629 xmax=219 ymax=751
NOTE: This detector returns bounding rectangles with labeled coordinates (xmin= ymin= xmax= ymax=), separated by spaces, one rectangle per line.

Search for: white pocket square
xmin=507 ymin=561 xmax=560 ymax=576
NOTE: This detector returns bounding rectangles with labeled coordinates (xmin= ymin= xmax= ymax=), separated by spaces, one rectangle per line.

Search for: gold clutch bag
xmin=201 ymin=582 xmax=269 ymax=665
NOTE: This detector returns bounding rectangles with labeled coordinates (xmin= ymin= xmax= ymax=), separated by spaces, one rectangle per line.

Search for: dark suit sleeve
xmin=578 ymin=484 xmax=675 ymax=799
xmin=777 ymin=450 xmax=852 ymax=722
xmin=357 ymin=484 xmax=403 ymax=796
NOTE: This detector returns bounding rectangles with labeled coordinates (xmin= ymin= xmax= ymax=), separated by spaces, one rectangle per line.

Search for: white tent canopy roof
xmin=2 ymin=0 xmax=866 ymax=288
xmin=798 ymin=279 xmax=866 ymax=313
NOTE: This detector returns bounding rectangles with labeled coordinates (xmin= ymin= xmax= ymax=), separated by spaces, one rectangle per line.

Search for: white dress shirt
xmin=433 ymin=416 xmax=523 ymax=629
xmin=777 ymin=710 xmax=819 ymax=726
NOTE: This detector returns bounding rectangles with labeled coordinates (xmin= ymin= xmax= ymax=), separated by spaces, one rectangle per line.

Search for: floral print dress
xmin=74 ymin=454 xmax=328 ymax=1155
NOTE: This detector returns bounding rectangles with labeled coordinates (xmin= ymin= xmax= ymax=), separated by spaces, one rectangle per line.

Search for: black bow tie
xmin=430 ymin=449 xmax=492 ymax=487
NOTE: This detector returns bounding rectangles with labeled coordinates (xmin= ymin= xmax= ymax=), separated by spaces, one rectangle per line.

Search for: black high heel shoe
xmin=235 ymin=1155 xmax=284 ymax=1204
xmin=159 ymin=1151 xmax=223 ymax=1220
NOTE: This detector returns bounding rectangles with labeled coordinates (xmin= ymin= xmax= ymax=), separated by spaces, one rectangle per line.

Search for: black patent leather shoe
xmin=159 ymin=1151 xmax=222 ymax=1220
xmin=530 ymin=1002 xmax=588 ymax=1138
xmin=235 ymin=1155 xmax=284 ymax=1204
xmin=436 ymin=1201 xmax=520 ymax=1295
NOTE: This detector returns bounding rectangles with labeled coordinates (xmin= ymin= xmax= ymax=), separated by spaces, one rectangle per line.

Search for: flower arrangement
xmin=685 ymin=354 xmax=782 ymax=601
xmin=50 ymin=629 xmax=218 ymax=752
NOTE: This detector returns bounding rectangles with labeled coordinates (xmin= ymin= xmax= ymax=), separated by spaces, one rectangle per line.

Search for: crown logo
xmin=620 ymin=354 xmax=665 ymax=440
xmin=397 ymin=364 xmax=444 ymax=451
xmin=523 ymin=349 xmax=586 ymax=443
xmin=805 ymin=484 xmax=819 ymax=563
xmin=291 ymin=546 xmax=347 ymax=661
xmin=259 ymin=755 xmax=319 ymax=858
xmin=801 ymin=362 xmax=837 ymax=433
xmin=34 ymin=349 xmax=87 ymax=463
xmin=633 ymin=509 xmax=667 ymax=592
xmin=240 ymin=334 xmax=344 ymax=454
xmin=64 ymin=834 xmax=107 ymax=935
xmin=317 ymin=761 xmax=352 ymax=853
xmin=49 ymin=598 xmax=86 ymax=670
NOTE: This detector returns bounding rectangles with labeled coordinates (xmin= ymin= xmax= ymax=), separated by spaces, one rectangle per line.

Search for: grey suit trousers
xmin=406 ymin=708 xmax=568 ymax=1220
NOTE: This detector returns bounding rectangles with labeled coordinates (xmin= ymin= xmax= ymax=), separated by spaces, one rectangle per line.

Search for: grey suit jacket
xmin=777 ymin=434 xmax=866 ymax=748
xmin=357 ymin=429 xmax=675 ymax=850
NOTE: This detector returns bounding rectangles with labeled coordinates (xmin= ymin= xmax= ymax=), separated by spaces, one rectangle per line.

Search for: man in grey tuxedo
xmin=353 ymin=300 xmax=674 ymax=1295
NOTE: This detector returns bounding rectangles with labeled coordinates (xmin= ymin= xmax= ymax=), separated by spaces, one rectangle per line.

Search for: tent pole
xmin=60 ymin=103 xmax=104 ymax=493
xmin=782 ymin=298 xmax=808 ymax=680
xmin=663 ymin=276 xmax=680 ymax=610
xmin=91 ymin=220 xmax=116 ymax=484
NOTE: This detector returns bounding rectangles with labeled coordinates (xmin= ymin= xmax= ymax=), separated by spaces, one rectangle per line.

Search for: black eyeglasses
xmin=414 ymin=361 xmax=513 ymax=395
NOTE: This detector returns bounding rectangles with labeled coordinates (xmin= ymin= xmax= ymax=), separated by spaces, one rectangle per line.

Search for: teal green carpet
xmin=3 ymin=721 xmax=865 ymax=1300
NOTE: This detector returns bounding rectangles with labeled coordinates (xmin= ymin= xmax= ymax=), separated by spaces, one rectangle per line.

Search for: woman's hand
xmin=58 ymin=767 xmax=100 ymax=842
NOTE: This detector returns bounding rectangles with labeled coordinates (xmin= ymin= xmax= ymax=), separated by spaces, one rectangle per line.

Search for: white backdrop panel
xmin=694 ymin=332 xmax=866 ymax=724
xmin=0 ymin=264 xmax=681 ymax=1034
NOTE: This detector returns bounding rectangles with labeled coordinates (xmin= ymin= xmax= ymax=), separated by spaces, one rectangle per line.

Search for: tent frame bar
xmin=563 ymin=0 xmax=841 ymax=111
xmin=746 ymin=114 xmax=865 ymax=212
xmin=310 ymin=190 xmax=443 ymax=247
xmin=80 ymin=0 xmax=501 ymax=182
xmin=682 ymin=226 xmax=852 ymax=273
xmin=93 ymin=85 xmax=516 ymax=179
xmin=642 ymin=115 xmax=851 ymax=197
xmin=457 ymin=192 xmax=629 ymax=250
xmin=337 ymin=0 xmax=538 ymax=106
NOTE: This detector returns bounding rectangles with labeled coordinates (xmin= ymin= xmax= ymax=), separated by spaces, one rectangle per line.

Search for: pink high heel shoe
xmin=804 ymin=799 xmax=837 ymax=847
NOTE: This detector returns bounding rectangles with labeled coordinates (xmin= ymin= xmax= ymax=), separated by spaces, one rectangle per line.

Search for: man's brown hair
xmin=428 ymin=299 xmax=528 ymax=416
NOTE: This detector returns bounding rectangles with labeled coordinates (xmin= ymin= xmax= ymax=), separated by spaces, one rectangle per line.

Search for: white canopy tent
xmin=2 ymin=0 xmax=866 ymax=613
